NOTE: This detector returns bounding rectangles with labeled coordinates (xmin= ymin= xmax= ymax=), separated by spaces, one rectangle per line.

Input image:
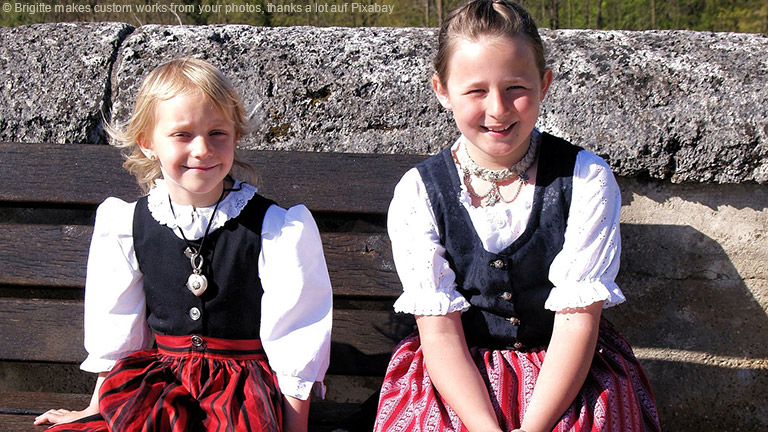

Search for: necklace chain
xmin=168 ymin=186 xmax=227 ymax=275
xmin=455 ymin=131 xmax=540 ymax=206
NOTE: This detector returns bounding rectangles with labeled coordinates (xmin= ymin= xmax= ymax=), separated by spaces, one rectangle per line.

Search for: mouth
xmin=482 ymin=123 xmax=514 ymax=133
xmin=185 ymin=165 xmax=216 ymax=172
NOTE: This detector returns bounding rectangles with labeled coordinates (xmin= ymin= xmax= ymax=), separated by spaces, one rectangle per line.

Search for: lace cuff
xmin=544 ymin=280 xmax=626 ymax=311
xmin=276 ymin=374 xmax=326 ymax=400
xmin=80 ymin=357 xmax=118 ymax=374
xmin=393 ymin=289 xmax=471 ymax=316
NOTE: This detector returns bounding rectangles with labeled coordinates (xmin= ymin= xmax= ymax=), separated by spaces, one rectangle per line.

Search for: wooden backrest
xmin=0 ymin=142 xmax=426 ymax=377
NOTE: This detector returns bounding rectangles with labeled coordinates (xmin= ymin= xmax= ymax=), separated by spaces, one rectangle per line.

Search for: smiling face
xmin=139 ymin=90 xmax=236 ymax=207
xmin=433 ymin=36 xmax=552 ymax=170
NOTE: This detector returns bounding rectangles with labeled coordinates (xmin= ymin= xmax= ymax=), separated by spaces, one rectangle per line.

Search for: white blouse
xmin=388 ymin=136 xmax=626 ymax=316
xmin=80 ymin=179 xmax=333 ymax=400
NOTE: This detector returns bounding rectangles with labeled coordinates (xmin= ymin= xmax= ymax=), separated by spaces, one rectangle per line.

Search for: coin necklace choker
xmin=456 ymin=132 xmax=539 ymax=206
xmin=168 ymin=186 xmax=227 ymax=297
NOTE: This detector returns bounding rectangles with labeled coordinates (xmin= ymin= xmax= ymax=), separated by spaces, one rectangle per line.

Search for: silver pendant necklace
xmin=169 ymin=187 xmax=226 ymax=297
xmin=456 ymin=132 xmax=540 ymax=206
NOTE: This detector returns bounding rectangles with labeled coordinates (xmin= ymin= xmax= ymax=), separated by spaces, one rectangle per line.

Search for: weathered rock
xmin=0 ymin=22 xmax=134 ymax=144
xmin=110 ymin=26 xmax=768 ymax=184
xmin=110 ymin=25 xmax=453 ymax=155
xmin=1 ymin=24 xmax=766 ymax=182
xmin=540 ymin=29 xmax=768 ymax=184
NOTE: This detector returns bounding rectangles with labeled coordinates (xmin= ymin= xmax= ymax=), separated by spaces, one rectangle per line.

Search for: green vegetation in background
xmin=0 ymin=0 xmax=765 ymax=33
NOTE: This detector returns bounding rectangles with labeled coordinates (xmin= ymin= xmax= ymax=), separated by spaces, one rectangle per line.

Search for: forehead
xmin=155 ymin=89 xmax=226 ymax=112
xmin=445 ymin=36 xmax=539 ymax=82
xmin=152 ymin=91 xmax=231 ymax=125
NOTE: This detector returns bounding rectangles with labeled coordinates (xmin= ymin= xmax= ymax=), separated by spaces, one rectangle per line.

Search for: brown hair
xmin=107 ymin=57 xmax=256 ymax=194
xmin=434 ymin=0 xmax=547 ymax=85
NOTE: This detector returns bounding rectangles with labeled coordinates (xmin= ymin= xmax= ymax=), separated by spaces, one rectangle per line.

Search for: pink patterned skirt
xmin=374 ymin=318 xmax=660 ymax=432
xmin=45 ymin=335 xmax=283 ymax=432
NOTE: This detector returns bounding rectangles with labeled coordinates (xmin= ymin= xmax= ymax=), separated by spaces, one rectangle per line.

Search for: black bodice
xmin=133 ymin=193 xmax=275 ymax=339
xmin=416 ymin=133 xmax=581 ymax=350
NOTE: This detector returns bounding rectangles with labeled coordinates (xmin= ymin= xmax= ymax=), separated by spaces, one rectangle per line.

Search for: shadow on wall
xmin=608 ymin=223 xmax=768 ymax=430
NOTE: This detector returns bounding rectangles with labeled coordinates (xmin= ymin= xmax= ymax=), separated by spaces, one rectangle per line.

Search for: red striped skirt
xmin=45 ymin=335 xmax=283 ymax=432
xmin=374 ymin=318 xmax=660 ymax=432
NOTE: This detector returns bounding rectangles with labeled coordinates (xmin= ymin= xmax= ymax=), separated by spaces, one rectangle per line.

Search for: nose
xmin=487 ymin=89 xmax=510 ymax=118
xmin=190 ymin=135 xmax=214 ymax=158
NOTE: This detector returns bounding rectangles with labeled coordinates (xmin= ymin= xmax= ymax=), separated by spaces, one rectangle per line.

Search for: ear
xmin=539 ymin=68 xmax=554 ymax=101
xmin=431 ymin=74 xmax=452 ymax=111
xmin=137 ymin=132 xmax=154 ymax=160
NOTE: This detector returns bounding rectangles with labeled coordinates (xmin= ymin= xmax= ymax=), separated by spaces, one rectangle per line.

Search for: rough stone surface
xmin=107 ymin=27 xmax=768 ymax=184
xmin=540 ymin=30 xmax=768 ymax=184
xmin=1 ymin=25 xmax=766 ymax=183
xmin=0 ymin=22 xmax=134 ymax=144
xmin=110 ymin=25 xmax=453 ymax=154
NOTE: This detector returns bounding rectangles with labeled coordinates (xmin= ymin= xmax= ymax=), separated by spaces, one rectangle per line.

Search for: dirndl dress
xmin=44 ymin=334 xmax=282 ymax=432
xmin=373 ymin=318 xmax=660 ymax=432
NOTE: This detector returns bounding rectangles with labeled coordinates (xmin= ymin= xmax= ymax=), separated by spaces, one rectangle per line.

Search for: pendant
xmin=485 ymin=183 xmax=502 ymax=206
xmin=186 ymin=253 xmax=207 ymax=296
xmin=187 ymin=271 xmax=208 ymax=296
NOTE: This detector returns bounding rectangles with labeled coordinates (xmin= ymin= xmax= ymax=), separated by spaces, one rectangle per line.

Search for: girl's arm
xmin=519 ymin=153 xmax=622 ymax=430
xmin=283 ymin=395 xmax=310 ymax=432
xmin=517 ymin=301 xmax=603 ymax=432
xmin=418 ymin=311 xmax=503 ymax=432
xmin=33 ymin=372 xmax=107 ymax=425
xmin=259 ymin=204 xmax=332 ymax=427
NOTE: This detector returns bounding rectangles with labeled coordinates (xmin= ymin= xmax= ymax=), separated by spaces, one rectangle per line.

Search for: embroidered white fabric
xmin=388 ymin=137 xmax=625 ymax=315
xmin=80 ymin=180 xmax=332 ymax=400
xmin=146 ymin=178 xmax=256 ymax=240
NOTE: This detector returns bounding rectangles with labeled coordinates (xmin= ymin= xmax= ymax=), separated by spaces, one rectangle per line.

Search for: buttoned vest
xmin=133 ymin=193 xmax=275 ymax=339
xmin=417 ymin=133 xmax=581 ymax=349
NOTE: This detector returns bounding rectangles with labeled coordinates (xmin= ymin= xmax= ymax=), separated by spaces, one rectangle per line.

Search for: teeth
xmin=486 ymin=124 xmax=512 ymax=132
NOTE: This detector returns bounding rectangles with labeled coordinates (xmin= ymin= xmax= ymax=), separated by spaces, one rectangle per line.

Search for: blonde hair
xmin=107 ymin=57 xmax=257 ymax=194
xmin=434 ymin=0 xmax=547 ymax=85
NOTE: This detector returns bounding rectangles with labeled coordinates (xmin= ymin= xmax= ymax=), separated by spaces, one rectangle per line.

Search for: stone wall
xmin=1 ymin=23 xmax=767 ymax=430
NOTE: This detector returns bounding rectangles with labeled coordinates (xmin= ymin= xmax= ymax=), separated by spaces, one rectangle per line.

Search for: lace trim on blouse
xmin=393 ymin=288 xmax=471 ymax=316
xmin=146 ymin=179 xmax=257 ymax=240
xmin=545 ymin=281 xmax=625 ymax=310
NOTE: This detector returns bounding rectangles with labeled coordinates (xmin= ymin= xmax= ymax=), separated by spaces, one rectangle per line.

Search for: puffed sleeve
xmin=80 ymin=197 xmax=152 ymax=373
xmin=388 ymin=168 xmax=472 ymax=316
xmin=259 ymin=204 xmax=333 ymax=400
xmin=545 ymin=151 xmax=626 ymax=311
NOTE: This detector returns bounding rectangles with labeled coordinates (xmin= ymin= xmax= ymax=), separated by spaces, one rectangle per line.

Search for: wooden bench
xmin=0 ymin=142 xmax=424 ymax=431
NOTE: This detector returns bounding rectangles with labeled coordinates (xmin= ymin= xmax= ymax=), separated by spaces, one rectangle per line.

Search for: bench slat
xmin=0 ymin=298 xmax=410 ymax=369
xmin=0 ymin=224 xmax=401 ymax=297
xmin=0 ymin=224 xmax=92 ymax=288
xmin=0 ymin=143 xmax=424 ymax=213
xmin=1 ymin=413 xmax=48 ymax=432
xmin=0 ymin=392 xmax=367 ymax=432
xmin=0 ymin=392 xmax=91 ymax=414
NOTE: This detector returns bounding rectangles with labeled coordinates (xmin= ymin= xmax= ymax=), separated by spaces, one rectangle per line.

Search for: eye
xmin=210 ymin=130 xmax=229 ymax=137
xmin=507 ymin=85 xmax=526 ymax=91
